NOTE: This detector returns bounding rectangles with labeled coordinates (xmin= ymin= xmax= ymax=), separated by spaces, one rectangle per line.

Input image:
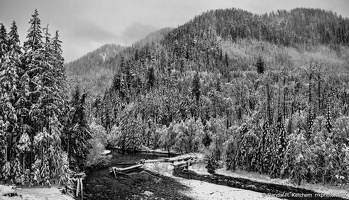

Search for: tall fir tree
xmin=24 ymin=9 xmax=43 ymax=51
xmin=147 ymin=66 xmax=155 ymax=90
xmin=51 ymin=30 xmax=66 ymax=88
xmin=0 ymin=9 xmax=73 ymax=185
xmin=0 ymin=48 xmax=19 ymax=162
xmin=255 ymin=55 xmax=265 ymax=74
xmin=63 ymin=86 xmax=91 ymax=171
xmin=0 ymin=21 xmax=22 ymax=180
xmin=192 ymin=72 xmax=201 ymax=102
xmin=0 ymin=23 xmax=8 ymax=59
xmin=8 ymin=21 xmax=21 ymax=56
xmin=325 ymin=99 xmax=332 ymax=134
xmin=20 ymin=10 xmax=69 ymax=184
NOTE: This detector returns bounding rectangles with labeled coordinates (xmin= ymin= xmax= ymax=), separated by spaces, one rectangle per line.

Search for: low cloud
xmin=72 ymin=20 xmax=117 ymax=42
xmin=62 ymin=21 xmax=157 ymax=61
xmin=120 ymin=22 xmax=157 ymax=44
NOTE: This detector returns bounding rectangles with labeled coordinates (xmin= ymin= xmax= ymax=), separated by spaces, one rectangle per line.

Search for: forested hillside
xmin=1 ymin=7 xmax=349 ymax=188
xmin=65 ymin=28 xmax=172 ymax=99
xmin=65 ymin=44 xmax=124 ymax=98
xmin=82 ymin=7 xmax=349 ymax=185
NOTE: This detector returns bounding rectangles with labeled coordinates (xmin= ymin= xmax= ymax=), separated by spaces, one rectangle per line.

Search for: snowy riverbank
xmin=215 ymin=168 xmax=349 ymax=200
xmin=144 ymin=155 xmax=281 ymax=200
xmin=0 ymin=185 xmax=73 ymax=200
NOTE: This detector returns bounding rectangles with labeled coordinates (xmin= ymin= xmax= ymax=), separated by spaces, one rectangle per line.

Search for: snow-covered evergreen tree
xmin=1 ymin=10 xmax=71 ymax=184
xmin=62 ymin=86 xmax=91 ymax=171
xmin=24 ymin=9 xmax=42 ymax=51
xmin=51 ymin=30 xmax=66 ymax=90
xmin=0 ymin=20 xmax=24 ymax=182
xmin=8 ymin=21 xmax=21 ymax=56
xmin=22 ymin=9 xmax=44 ymax=151
xmin=0 ymin=23 xmax=9 ymax=59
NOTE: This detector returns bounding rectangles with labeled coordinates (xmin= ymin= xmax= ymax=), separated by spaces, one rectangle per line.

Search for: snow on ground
xmin=216 ymin=168 xmax=291 ymax=186
xmin=216 ymin=168 xmax=349 ymax=199
xmin=146 ymin=152 xmax=349 ymax=200
xmin=0 ymin=185 xmax=73 ymax=200
xmin=144 ymin=161 xmax=281 ymax=200
xmin=176 ymin=177 xmax=280 ymax=200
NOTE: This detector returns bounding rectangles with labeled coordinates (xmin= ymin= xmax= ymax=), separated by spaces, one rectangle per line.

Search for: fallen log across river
xmin=111 ymin=164 xmax=144 ymax=177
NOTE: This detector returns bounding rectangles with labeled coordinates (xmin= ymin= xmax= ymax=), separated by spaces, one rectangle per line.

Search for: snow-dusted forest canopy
xmin=0 ymin=10 xmax=90 ymax=185
xmin=1 ymin=7 xmax=349 ymax=189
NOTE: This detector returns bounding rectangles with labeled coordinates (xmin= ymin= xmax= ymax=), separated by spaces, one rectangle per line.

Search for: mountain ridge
xmin=67 ymin=7 xmax=349 ymax=74
xmin=65 ymin=7 xmax=349 ymax=99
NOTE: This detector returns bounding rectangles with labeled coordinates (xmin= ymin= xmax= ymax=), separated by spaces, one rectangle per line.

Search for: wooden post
xmin=67 ymin=173 xmax=86 ymax=200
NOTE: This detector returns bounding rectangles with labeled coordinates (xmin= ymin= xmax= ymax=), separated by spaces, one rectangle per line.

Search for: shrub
xmin=85 ymin=122 xmax=111 ymax=168
xmin=282 ymin=119 xmax=349 ymax=185
xmin=173 ymin=118 xmax=204 ymax=153
xmin=85 ymin=137 xmax=110 ymax=168
xmin=159 ymin=123 xmax=177 ymax=153
xmin=90 ymin=121 xmax=119 ymax=148
xmin=206 ymin=117 xmax=229 ymax=164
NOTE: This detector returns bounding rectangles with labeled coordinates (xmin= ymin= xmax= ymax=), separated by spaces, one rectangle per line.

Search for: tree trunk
xmin=67 ymin=131 xmax=70 ymax=164
xmin=309 ymin=73 xmax=312 ymax=106
xmin=283 ymin=77 xmax=286 ymax=121
xmin=22 ymin=154 xmax=26 ymax=174
xmin=277 ymin=83 xmax=281 ymax=123
xmin=30 ymin=133 xmax=34 ymax=176
xmin=266 ymin=83 xmax=272 ymax=125
xmin=318 ymin=74 xmax=321 ymax=114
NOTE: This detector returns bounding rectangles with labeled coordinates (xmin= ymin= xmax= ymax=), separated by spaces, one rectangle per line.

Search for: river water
xmin=83 ymin=150 xmax=191 ymax=200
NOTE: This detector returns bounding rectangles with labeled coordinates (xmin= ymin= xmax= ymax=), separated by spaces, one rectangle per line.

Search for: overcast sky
xmin=1 ymin=0 xmax=348 ymax=62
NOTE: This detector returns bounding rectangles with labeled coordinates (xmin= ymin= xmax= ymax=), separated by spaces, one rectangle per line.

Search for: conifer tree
xmin=216 ymin=78 xmax=221 ymax=92
xmin=0 ymin=20 xmax=22 ymax=174
xmin=42 ymin=25 xmax=55 ymax=91
xmin=0 ymin=23 xmax=8 ymax=59
xmin=255 ymin=55 xmax=265 ymax=74
xmin=8 ymin=22 xmax=21 ymax=56
xmin=24 ymin=9 xmax=42 ymax=51
xmin=0 ymin=49 xmax=21 ymax=160
xmin=20 ymin=10 xmax=70 ymax=183
xmin=147 ymin=66 xmax=155 ymax=90
xmin=192 ymin=72 xmax=201 ymax=102
xmin=0 ymin=9 xmax=73 ymax=184
xmin=63 ymin=87 xmax=91 ymax=171
xmin=224 ymin=52 xmax=229 ymax=67
xmin=325 ymin=99 xmax=332 ymax=133
xmin=124 ymin=60 xmax=132 ymax=89
xmin=101 ymin=91 xmax=112 ymax=132
xmin=51 ymin=30 xmax=65 ymax=85
xmin=273 ymin=121 xmax=287 ymax=178
xmin=22 ymin=10 xmax=44 ymax=144
xmin=111 ymin=73 xmax=121 ymax=94
xmin=263 ymin=122 xmax=274 ymax=174
xmin=0 ymin=23 xmax=7 ymax=170
xmin=51 ymin=30 xmax=69 ymax=128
